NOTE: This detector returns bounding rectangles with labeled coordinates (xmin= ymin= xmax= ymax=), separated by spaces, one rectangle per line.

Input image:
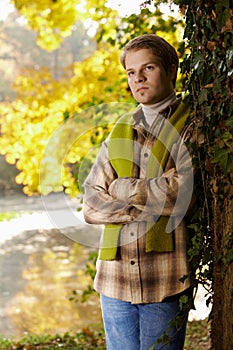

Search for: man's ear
xmin=169 ymin=64 xmax=177 ymax=81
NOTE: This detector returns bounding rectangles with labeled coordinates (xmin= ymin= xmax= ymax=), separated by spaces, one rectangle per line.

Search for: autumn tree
xmin=0 ymin=9 xmax=96 ymax=100
xmin=10 ymin=0 xmax=79 ymax=51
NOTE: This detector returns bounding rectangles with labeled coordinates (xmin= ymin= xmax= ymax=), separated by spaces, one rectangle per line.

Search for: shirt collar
xmin=133 ymin=95 xmax=182 ymax=128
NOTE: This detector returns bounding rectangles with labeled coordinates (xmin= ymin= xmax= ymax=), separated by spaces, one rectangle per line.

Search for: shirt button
xmin=144 ymin=152 xmax=148 ymax=157
xmin=130 ymin=260 xmax=135 ymax=265
xmin=130 ymin=232 xmax=134 ymax=236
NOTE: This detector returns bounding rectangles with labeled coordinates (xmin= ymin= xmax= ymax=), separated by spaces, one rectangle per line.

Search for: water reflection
xmin=0 ymin=227 xmax=102 ymax=338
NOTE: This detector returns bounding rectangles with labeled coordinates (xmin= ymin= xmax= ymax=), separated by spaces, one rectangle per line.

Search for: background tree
xmin=9 ymin=0 xmax=79 ymax=51
xmin=0 ymin=9 xmax=96 ymax=100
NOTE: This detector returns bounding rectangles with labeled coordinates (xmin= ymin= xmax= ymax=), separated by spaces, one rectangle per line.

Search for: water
xmin=0 ymin=193 xmax=211 ymax=339
xmin=0 ymin=193 xmax=103 ymax=339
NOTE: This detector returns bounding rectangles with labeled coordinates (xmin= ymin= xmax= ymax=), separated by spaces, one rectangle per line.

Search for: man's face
xmin=125 ymin=48 xmax=176 ymax=105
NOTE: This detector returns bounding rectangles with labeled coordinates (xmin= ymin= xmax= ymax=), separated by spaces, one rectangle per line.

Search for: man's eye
xmin=127 ymin=71 xmax=134 ymax=77
xmin=145 ymin=65 xmax=154 ymax=71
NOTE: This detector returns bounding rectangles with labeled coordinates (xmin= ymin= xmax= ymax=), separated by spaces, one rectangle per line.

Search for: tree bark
xmin=211 ymin=195 xmax=233 ymax=350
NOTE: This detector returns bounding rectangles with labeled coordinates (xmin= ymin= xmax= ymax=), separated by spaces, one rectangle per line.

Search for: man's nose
xmin=135 ymin=72 xmax=146 ymax=83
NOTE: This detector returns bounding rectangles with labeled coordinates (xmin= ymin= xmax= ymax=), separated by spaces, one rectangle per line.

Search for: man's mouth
xmin=137 ymin=86 xmax=148 ymax=92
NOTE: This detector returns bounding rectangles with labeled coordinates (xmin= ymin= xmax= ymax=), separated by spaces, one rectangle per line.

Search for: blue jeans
xmin=100 ymin=294 xmax=187 ymax=350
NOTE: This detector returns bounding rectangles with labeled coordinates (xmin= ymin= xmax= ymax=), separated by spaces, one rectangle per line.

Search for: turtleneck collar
xmin=141 ymin=91 xmax=177 ymax=126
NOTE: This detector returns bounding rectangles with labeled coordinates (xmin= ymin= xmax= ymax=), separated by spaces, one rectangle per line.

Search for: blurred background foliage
xmin=0 ymin=0 xmax=185 ymax=197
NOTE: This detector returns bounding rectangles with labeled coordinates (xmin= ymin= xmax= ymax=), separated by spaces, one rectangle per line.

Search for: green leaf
xmin=226 ymin=116 xmax=233 ymax=129
xmin=222 ymin=131 xmax=233 ymax=146
xmin=211 ymin=148 xmax=233 ymax=174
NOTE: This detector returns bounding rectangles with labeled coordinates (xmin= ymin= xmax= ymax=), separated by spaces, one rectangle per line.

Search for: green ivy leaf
xmin=226 ymin=115 xmax=233 ymax=129
xmin=211 ymin=148 xmax=233 ymax=174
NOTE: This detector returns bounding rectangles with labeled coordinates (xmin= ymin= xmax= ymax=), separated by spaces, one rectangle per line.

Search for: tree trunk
xmin=211 ymin=195 xmax=233 ymax=350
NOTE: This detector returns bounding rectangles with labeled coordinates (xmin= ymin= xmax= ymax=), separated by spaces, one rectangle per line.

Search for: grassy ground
xmin=0 ymin=319 xmax=211 ymax=349
xmin=185 ymin=318 xmax=211 ymax=350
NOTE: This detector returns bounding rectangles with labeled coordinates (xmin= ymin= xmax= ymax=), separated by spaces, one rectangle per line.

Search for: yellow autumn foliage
xmin=0 ymin=44 xmax=133 ymax=196
xmin=12 ymin=0 xmax=120 ymax=51
xmin=12 ymin=0 xmax=80 ymax=50
xmin=3 ymin=0 xmax=184 ymax=197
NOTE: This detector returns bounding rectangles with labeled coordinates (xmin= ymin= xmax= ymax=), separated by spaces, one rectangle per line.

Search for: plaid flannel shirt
xmin=83 ymin=98 xmax=194 ymax=303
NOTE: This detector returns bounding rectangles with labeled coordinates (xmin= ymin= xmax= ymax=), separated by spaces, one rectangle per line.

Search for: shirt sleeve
xmin=83 ymin=141 xmax=137 ymax=225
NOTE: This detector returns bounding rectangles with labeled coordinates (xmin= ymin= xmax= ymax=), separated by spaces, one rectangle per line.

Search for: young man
xmin=83 ymin=34 xmax=194 ymax=350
